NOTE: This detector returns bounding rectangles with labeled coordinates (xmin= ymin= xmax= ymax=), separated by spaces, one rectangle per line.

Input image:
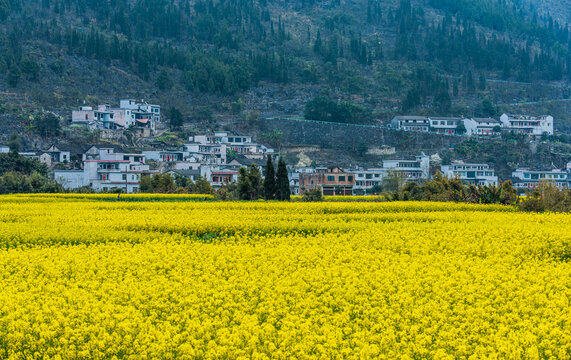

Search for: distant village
xmin=0 ymin=100 xmax=568 ymax=194
xmin=391 ymin=114 xmax=554 ymax=136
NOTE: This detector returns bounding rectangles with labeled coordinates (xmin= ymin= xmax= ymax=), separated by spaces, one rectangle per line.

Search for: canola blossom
xmin=0 ymin=195 xmax=570 ymax=359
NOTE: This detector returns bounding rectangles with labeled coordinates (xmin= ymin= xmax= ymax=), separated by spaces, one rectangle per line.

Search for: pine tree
xmin=263 ymin=156 xmax=276 ymax=200
xmin=275 ymin=158 xmax=290 ymax=201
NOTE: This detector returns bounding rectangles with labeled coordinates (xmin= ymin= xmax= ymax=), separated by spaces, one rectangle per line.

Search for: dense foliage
xmin=0 ymin=0 xmax=567 ymax=120
xmin=387 ymin=171 xmax=518 ymax=205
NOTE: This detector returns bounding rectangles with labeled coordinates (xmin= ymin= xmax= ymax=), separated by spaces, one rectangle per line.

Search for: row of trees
xmin=238 ymin=158 xmax=290 ymax=201
xmin=137 ymin=157 xmax=291 ymax=201
xmin=386 ymin=172 xmax=518 ymax=205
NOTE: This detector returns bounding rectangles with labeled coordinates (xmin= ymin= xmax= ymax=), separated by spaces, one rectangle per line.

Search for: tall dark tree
xmin=263 ymin=156 xmax=276 ymax=200
xmin=275 ymin=158 xmax=290 ymax=201
xmin=32 ymin=112 xmax=61 ymax=137
xmin=169 ymin=107 xmax=183 ymax=128
xmin=238 ymin=165 xmax=263 ymax=200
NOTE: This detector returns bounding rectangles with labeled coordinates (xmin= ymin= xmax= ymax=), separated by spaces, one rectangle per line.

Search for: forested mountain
xmin=0 ymin=0 xmax=569 ymax=131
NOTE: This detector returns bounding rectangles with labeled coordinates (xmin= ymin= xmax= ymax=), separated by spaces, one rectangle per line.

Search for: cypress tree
xmin=263 ymin=156 xmax=276 ymax=200
xmin=275 ymin=158 xmax=290 ymax=201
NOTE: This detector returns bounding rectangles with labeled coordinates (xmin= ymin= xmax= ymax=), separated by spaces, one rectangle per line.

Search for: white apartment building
xmin=54 ymin=148 xmax=155 ymax=193
xmin=429 ymin=117 xmax=465 ymax=135
xmin=441 ymin=162 xmax=499 ymax=186
xmin=71 ymin=99 xmax=160 ymax=132
xmin=383 ymin=155 xmax=430 ymax=180
xmin=464 ymin=117 xmax=502 ymax=136
xmin=184 ymin=131 xmax=274 ymax=164
xmin=511 ymin=168 xmax=568 ymax=189
xmin=500 ymin=113 xmax=553 ymax=136
xmin=351 ymin=168 xmax=386 ymax=194
xmin=391 ymin=116 xmax=430 ymax=132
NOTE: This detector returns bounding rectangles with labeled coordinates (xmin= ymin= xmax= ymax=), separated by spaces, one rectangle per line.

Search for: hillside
xmin=0 ymin=0 xmax=569 ymax=140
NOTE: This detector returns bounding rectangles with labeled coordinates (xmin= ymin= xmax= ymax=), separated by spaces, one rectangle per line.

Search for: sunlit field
xmin=0 ymin=195 xmax=569 ymax=359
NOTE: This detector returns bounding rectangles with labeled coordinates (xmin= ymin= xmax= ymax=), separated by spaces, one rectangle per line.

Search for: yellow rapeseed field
xmin=0 ymin=195 xmax=569 ymax=359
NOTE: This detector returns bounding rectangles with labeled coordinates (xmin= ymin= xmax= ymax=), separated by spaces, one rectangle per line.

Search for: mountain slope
xmin=0 ymin=0 xmax=569 ymax=135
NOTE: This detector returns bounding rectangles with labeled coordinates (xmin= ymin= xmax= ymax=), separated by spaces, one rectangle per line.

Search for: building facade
xmin=511 ymin=168 xmax=568 ymax=189
xmin=441 ymin=162 xmax=499 ymax=186
xmin=500 ymin=114 xmax=553 ymax=135
xmin=299 ymin=167 xmax=355 ymax=195
xmin=391 ymin=116 xmax=430 ymax=132
xmin=382 ymin=155 xmax=430 ymax=181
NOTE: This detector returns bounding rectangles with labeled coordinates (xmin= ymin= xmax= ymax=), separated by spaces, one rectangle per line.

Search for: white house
xmin=429 ymin=117 xmax=465 ymax=135
xmin=0 ymin=144 xmax=9 ymax=153
xmin=54 ymin=147 xmax=155 ymax=193
xmin=391 ymin=116 xmax=430 ymax=132
xmin=71 ymin=100 xmax=160 ymax=132
xmin=441 ymin=162 xmax=499 ymax=186
xmin=184 ymin=131 xmax=274 ymax=164
xmin=500 ymin=114 xmax=553 ymax=136
xmin=511 ymin=168 xmax=568 ymax=189
xmin=463 ymin=117 xmax=502 ymax=136
xmin=199 ymin=165 xmax=239 ymax=189
xmin=120 ymin=99 xmax=161 ymax=125
xmin=71 ymin=106 xmax=96 ymax=129
xmin=351 ymin=168 xmax=386 ymax=194
xmin=383 ymin=155 xmax=430 ymax=180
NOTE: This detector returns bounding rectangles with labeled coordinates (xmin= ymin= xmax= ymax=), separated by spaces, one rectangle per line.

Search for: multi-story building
xmin=511 ymin=168 xmax=568 ymax=189
xmin=441 ymin=162 xmax=499 ymax=186
xmin=464 ymin=117 xmax=502 ymax=136
xmin=382 ymin=155 xmax=430 ymax=181
xmin=351 ymin=168 xmax=385 ymax=195
xmin=299 ymin=167 xmax=355 ymax=195
xmin=199 ymin=165 xmax=239 ymax=189
xmin=429 ymin=117 xmax=465 ymax=135
xmin=184 ymin=131 xmax=274 ymax=164
xmin=54 ymin=147 xmax=155 ymax=193
xmin=71 ymin=99 xmax=160 ymax=132
xmin=391 ymin=116 xmax=430 ymax=132
xmin=500 ymin=113 xmax=553 ymax=136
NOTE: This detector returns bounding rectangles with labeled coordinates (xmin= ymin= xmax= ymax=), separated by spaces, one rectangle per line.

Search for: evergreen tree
xmin=7 ymin=64 xmax=20 ymax=87
xmin=238 ymin=165 xmax=263 ymax=200
xmin=263 ymin=156 xmax=276 ymax=200
xmin=313 ymin=30 xmax=322 ymax=53
xmin=275 ymin=158 xmax=290 ymax=201
xmin=169 ymin=107 xmax=183 ymax=128
xmin=32 ymin=112 xmax=61 ymax=137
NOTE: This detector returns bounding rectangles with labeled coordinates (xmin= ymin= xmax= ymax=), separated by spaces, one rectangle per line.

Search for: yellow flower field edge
xmin=2 ymin=193 xmax=215 ymax=202
xmin=0 ymin=197 xmax=569 ymax=359
xmin=291 ymin=194 xmax=385 ymax=202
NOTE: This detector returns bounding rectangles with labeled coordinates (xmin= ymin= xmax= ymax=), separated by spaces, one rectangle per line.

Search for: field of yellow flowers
xmin=0 ymin=194 xmax=570 ymax=359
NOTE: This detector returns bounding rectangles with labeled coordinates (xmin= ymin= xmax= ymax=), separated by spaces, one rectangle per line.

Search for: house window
xmin=338 ymin=176 xmax=346 ymax=181
xmin=348 ymin=176 xmax=353 ymax=182
xmin=327 ymin=176 xmax=335 ymax=181
xmin=122 ymin=174 xmax=127 ymax=180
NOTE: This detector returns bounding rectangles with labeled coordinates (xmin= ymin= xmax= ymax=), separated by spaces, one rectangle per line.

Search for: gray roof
xmin=429 ymin=117 xmax=462 ymax=121
xmin=169 ymin=169 xmax=200 ymax=177
xmin=231 ymin=155 xmax=267 ymax=167
xmin=471 ymin=117 xmax=501 ymax=124
xmin=393 ymin=115 xmax=429 ymax=120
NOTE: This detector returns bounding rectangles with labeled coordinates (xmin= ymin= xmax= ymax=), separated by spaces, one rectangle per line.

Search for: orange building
xmin=299 ymin=167 xmax=355 ymax=195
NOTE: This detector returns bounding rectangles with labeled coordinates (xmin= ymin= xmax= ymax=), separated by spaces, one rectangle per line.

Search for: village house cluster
xmin=391 ymin=113 xmax=554 ymax=136
xmin=72 ymin=100 xmax=160 ymax=135
xmin=291 ymin=156 xmax=500 ymax=196
xmin=10 ymin=137 xmax=571 ymax=193
xmin=30 ymin=131 xmax=274 ymax=193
